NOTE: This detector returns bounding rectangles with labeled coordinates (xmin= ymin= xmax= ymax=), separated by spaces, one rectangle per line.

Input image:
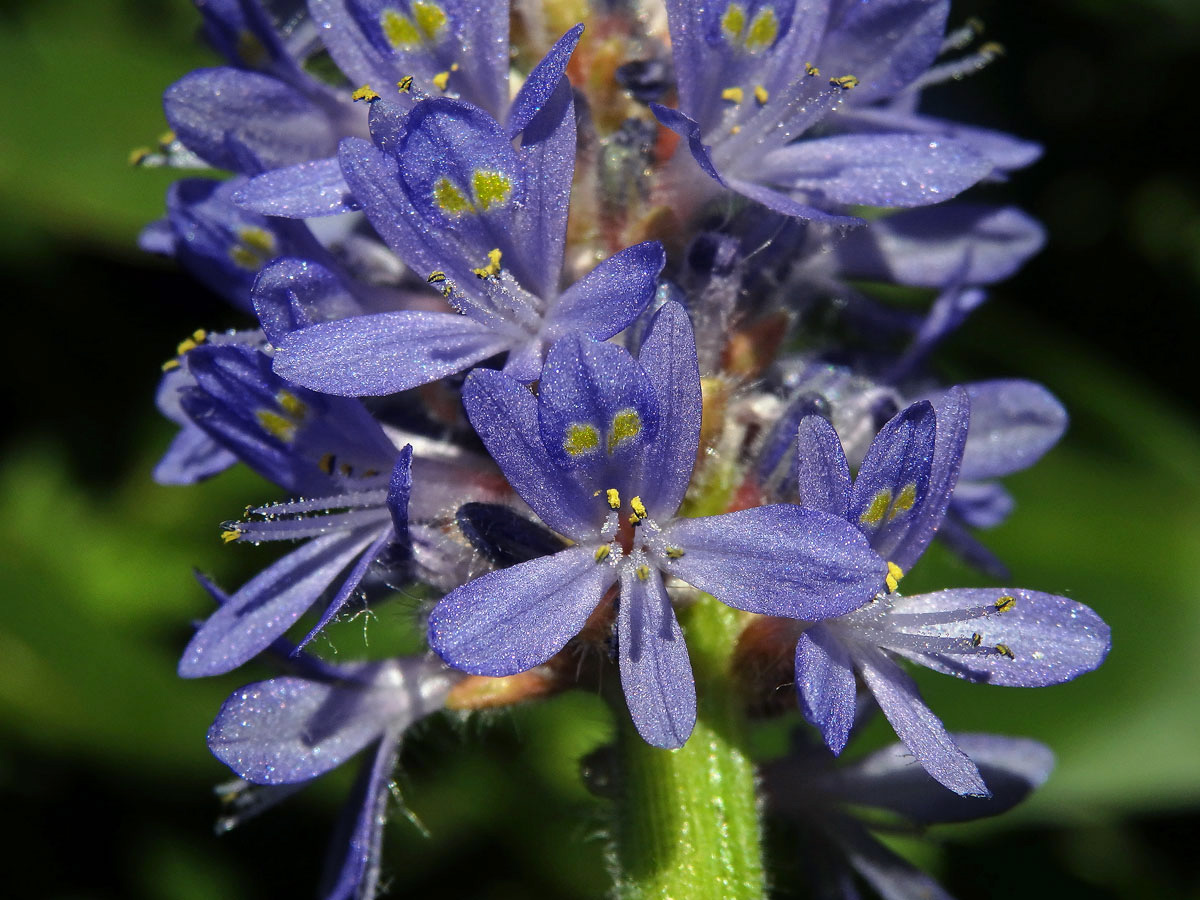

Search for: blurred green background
xmin=0 ymin=1 xmax=1197 ymax=897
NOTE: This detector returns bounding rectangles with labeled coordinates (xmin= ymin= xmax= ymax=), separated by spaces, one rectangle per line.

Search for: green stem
xmin=610 ymin=593 xmax=764 ymax=900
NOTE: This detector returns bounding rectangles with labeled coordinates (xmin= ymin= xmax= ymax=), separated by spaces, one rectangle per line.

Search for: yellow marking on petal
xmin=607 ymin=408 xmax=642 ymax=454
xmin=594 ymin=545 xmax=611 ymax=563
xmin=412 ymin=2 xmax=448 ymax=40
xmin=276 ymin=390 xmax=307 ymax=420
xmin=397 ymin=75 xmax=414 ymax=93
xmin=666 ymin=546 xmax=685 ymax=559
xmin=971 ymin=632 xmax=983 ymax=647
xmin=564 ymin=423 xmax=601 ymax=457
xmin=636 ymin=564 xmax=651 ymax=581
xmin=433 ymin=177 xmax=473 ymax=215
xmin=256 ymin=409 xmax=298 ymax=442
xmin=753 ymin=84 xmax=769 ymax=105
xmin=887 ymin=482 xmax=917 ymax=521
xmin=606 ymin=488 xmax=621 ymax=510
xmin=995 ymin=643 xmax=1015 ymax=660
xmin=744 ymin=7 xmax=780 ymax=51
xmin=221 ymin=529 xmax=241 ymax=543
xmin=432 ymin=69 xmax=451 ymax=91
xmin=380 ymin=10 xmax=421 ymax=48
xmin=995 ymin=595 xmax=1016 ymax=613
xmin=472 ymin=247 xmax=502 ymax=279
xmin=721 ymin=86 xmax=745 ymax=104
xmin=859 ymin=488 xmax=892 ymax=527
xmin=630 ymin=496 xmax=647 ymax=520
xmin=721 ymin=3 xmax=747 ymax=43
xmin=351 ymin=83 xmax=381 ymax=102
xmin=805 ymin=62 xmax=820 ymax=77
xmin=319 ymin=452 xmax=336 ymax=475
xmin=471 ymin=170 xmax=513 ymax=211
xmin=830 ymin=74 xmax=859 ymax=89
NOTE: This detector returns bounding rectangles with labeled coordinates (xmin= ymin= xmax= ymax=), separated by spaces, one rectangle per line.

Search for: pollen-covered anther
xmin=830 ymin=74 xmax=859 ymax=90
xmin=397 ymin=75 xmax=414 ymax=93
xmin=431 ymin=63 xmax=459 ymax=92
xmin=351 ymin=84 xmax=381 ymax=103
xmin=995 ymin=595 xmax=1016 ymax=613
xmin=804 ymin=62 xmax=820 ymax=77
xmin=970 ymin=632 xmax=983 ymax=647
xmin=665 ymin=546 xmax=685 ymax=559
xmin=885 ymin=561 xmax=904 ymax=593
xmin=229 ymin=226 xmax=278 ymax=270
xmin=606 ymin=488 xmax=621 ymax=510
xmin=753 ymin=84 xmax=769 ymax=105
xmin=221 ymin=528 xmax=241 ymax=543
xmin=995 ymin=643 xmax=1015 ymax=660
xmin=720 ymin=86 xmax=745 ymax=104
xmin=472 ymin=247 xmax=502 ymax=280
xmin=635 ymin=564 xmax=651 ymax=581
xmin=630 ymin=496 xmax=648 ymax=521
xmin=318 ymin=453 xmax=336 ymax=475
xmin=426 ymin=270 xmax=454 ymax=298
xmin=594 ymin=545 xmax=611 ymax=563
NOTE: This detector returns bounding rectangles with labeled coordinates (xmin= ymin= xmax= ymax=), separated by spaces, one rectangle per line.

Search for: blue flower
xmin=270 ymin=86 xmax=667 ymax=396
xmin=427 ymin=302 xmax=886 ymax=748
xmin=789 ymin=394 xmax=1109 ymax=794
xmin=653 ymin=1 xmax=1001 ymax=222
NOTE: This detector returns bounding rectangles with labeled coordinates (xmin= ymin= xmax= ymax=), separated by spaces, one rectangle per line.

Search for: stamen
xmin=804 ymin=62 xmax=820 ymax=77
xmin=351 ymin=84 xmax=381 ymax=103
xmin=995 ymin=595 xmax=1016 ymax=613
xmin=753 ymin=84 xmax=769 ymax=105
xmin=472 ymin=247 xmax=503 ymax=280
xmin=995 ymin=643 xmax=1015 ymax=660
xmin=721 ymin=86 xmax=745 ymax=104
xmin=606 ymin=488 xmax=621 ymax=510
xmin=829 ymin=74 xmax=859 ymax=90
xmin=594 ymin=545 xmax=611 ymax=563
xmin=885 ymin=561 xmax=904 ymax=593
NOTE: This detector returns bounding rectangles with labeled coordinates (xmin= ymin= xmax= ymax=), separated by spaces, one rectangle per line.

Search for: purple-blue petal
xmin=235 ymin=157 xmax=361 ymax=217
xmin=794 ymin=624 xmax=857 ymax=754
xmin=506 ymin=24 xmax=584 ymax=138
xmin=252 ymin=257 xmax=364 ymax=343
xmin=820 ymin=0 xmax=950 ymax=102
xmin=154 ymin=423 xmax=238 ymax=485
xmin=663 ymin=505 xmax=886 ymax=620
xmin=795 ymin=414 xmax=852 ymax=518
xmin=428 ymin=545 xmax=617 ymax=675
xmin=957 ymin=380 xmax=1068 ymax=480
xmin=545 ymin=241 xmax=665 ymax=344
xmin=617 ymin=566 xmax=696 ymax=749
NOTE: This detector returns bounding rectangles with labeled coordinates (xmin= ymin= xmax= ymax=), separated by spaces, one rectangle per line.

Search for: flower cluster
xmin=143 ymin=2 xmax=1109 ymax=898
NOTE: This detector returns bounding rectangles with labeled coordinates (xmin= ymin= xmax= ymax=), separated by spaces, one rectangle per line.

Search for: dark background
xmin=1 ymin=1 xmax=1197 ymax=897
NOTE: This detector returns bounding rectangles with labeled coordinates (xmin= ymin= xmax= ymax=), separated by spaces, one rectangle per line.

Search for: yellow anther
xmin=721 ymin=86 xmax=745 ymax=104
xmin=830 ymin=74 xmax=860 ymax=89
xmin=729 ymin=125 xmax=742 ymax=135
xmin=978 ymin=41 xmax=1005 ymax=58
xmin=192 ymin=329 xmax=207 ymax=343
xmin=665 ymin=546 xmax=685 ymax=559
xmin=888 ymin=482 xmax=917 ymax=521
xmin=221 ymin=529 xmax=240 ymax=543
xmin=594 ymin=545 xmax=611 ymax=563
xmin=635 ymin=564 xmax=651 ymax=581
xmin=176 ymin=337 xmax=200 ymax=356
xmin=319 ymin=453 xmax=336 ymax=475
xmin=158 ymin=130 xmax=177 ymax=147
xmin=564 ymin=423 xmax=601 ymax=457
xmin=606 ymin=488 xmax=621 ymax=510
xmin=128 ymin=147 xmax=151 ymax=166
xmin=744 ymin=7 xmax=779 ymax=51
xmin=432 ymin=70 xmax=451 ymax=91
xmin=630 ymin=496 xmax=647 ymax=520
xmin=397 ymin=75 xmax=414 ymax=93
xmin=971 ymin=632 xmax=983 ymax=647
xmin=607 ymin=408 xmax=642 ymax=454
xmin=230 ymin=226 xmax=278 ymax=270
xmin=995 ymin=595 xmax=1016 ymax=613
xmin=995 ymin=643 xmax=1015 ymax=660
xmin=161 ymin=358 xmax=181 ymax=372
xmin=804 ymin=62 xmax=820 ymax=77
xmin=753 ymin=84 xmax=769 ymax=105
xmin=433 ymin=177 xmax=472 ymax=214
xmin=472 ymin=247 xmax=502 ymax=279
xmin=472 ymin=170 xmax=513 ymax=211
xmin=276 ymin=390 xmax=307 ymax=420
xmin=885 ymin=561 xmax=904 ymax=593
xmin=339 ymin=462 xmax=354 ymax=476
xmin=351 ymin=84 xmax=381 ymax=102
xmin=859 ymin=489 xmax=892 ymax=527
xmin=427 ymin=270 xmax=453 ymax=297
xmin=256 ymin=409 xmax=299 ymax=442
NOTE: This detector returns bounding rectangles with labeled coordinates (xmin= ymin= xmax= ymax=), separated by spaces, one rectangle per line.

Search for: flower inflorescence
xmin=143 ymin=2 xmax=1108 ymax=897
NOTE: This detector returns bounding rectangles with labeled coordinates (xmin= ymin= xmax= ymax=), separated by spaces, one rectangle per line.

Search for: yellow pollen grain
xmin=472 ymin=170 xmax=513 ymax=211
xmin=744 ymin=7 xmax=779 ymax=51
xmin=607 ymin=408 xmax=642 ymax=453
xmin=995 ymin=595 xmax=1016 ymax=613
xmin=630 ymin=496 xmax=648 ymax=519
xmin=472 ymin=247 xmax=502 ymax=279
xmin=721 ymin=86 xmax=745 ymax=104
xmin=888 ymin=482 xmax=917 ymax=520
xmin=753 ymin=84 xmax=769 ymax=105
xmin=433 ymin=177 xmax=473 ymax=215
xmin=606 ymin=488 xmax=621 ymax=510
xmin=859 ymin=488 xmax=892 ymax=527
xmin=351 ymin=84 xmax=381 ymax=102
xmin=594 ymin=545 xmax=611 ymax=563
xmin=563 ymin=423 xmax=601 ymax=457
xmin=636 ymin=564 xmax=651 ymax=581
